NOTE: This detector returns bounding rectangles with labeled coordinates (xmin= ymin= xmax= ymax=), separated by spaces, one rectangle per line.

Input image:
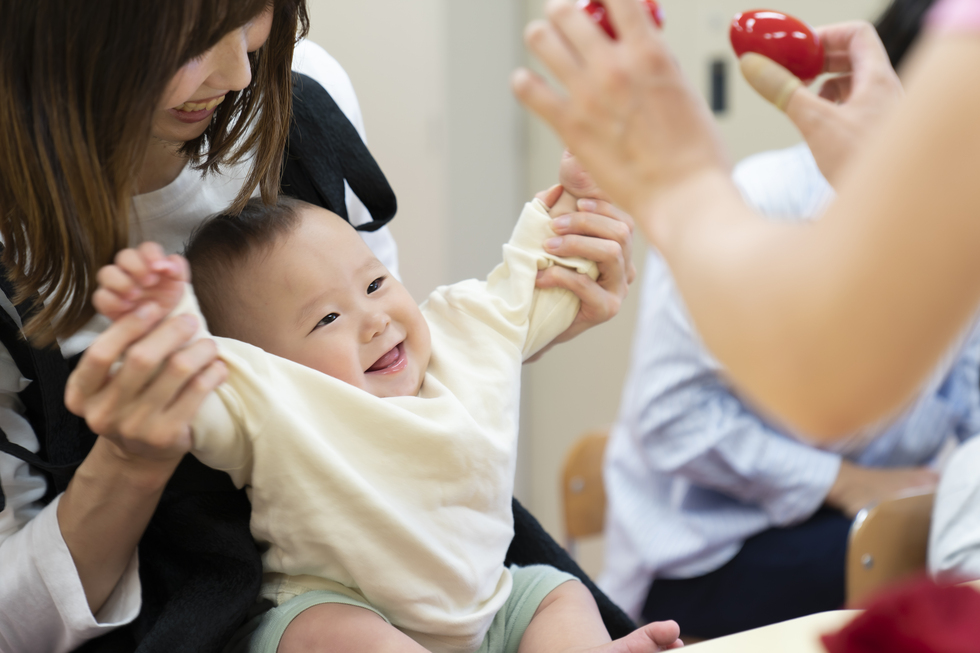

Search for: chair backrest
xmin=846 ymin=489 xmax=936 ymax=606
xmin=561 ymin=429 xmax=610 ymax=555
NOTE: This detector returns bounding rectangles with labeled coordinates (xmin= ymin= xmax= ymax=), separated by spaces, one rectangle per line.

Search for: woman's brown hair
xmin=0 ymin=0 xmax=309 ymax=345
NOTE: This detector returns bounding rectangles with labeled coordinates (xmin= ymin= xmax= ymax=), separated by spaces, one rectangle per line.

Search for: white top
xmin=929 ymin=435 xmax=980 ymax=583
xmin=0 ymin=40 xmax=397 ymax=653
xmin=180 ymin=199 xmax=594 ymax=653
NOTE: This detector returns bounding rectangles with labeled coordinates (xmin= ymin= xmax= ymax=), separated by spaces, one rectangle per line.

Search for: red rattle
xmin=578 ymin=0 xmax=664 ymax=39
xmin=730 ymin=9 xmax=824 ymax=81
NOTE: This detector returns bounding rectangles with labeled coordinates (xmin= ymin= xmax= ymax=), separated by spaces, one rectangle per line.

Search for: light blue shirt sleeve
xmin=631 ymin=249 xmax=842 ymax=526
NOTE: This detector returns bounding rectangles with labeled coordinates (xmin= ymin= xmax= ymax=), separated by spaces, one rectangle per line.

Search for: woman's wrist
xmin=57 ymin=437 xmax=181 ymax=615
xmin=81 ymin=436 xmax=183 ymax=495
xmin=639 ymin=166 xmax=744 ymax=255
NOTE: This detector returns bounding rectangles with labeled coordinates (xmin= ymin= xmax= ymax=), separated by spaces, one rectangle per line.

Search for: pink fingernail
xmin=578 ymin=199 xmax=597 ymax=212
xmin=545 ymin=237 xmax=562 ymax=250
xmin=179 ymin=314 xmax=198 ymax=330
xmin=552 ymin=216 xmax=571 ymax=230
xmin=136 ymin=304 xmax=157 ymax=320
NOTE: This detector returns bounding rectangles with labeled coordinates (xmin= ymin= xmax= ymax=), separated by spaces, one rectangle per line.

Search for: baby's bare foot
xmin=585 ymin=621 xmax=683 ymax=653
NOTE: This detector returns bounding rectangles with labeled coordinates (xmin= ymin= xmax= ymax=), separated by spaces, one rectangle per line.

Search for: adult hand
xmin=64 ymin=302 xmax=226 ymax=465
xmin=527 ymin=184 xmax=636 ymax=362
xmin=740 ymin=21 xmax=904 ymax=187
xmin=513 ymin=0 xmax=730 ymax=223
xmin=825 ymin=460 xmax=938 ymax=518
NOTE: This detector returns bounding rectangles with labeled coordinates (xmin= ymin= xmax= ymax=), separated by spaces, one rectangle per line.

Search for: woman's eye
xmin=316 ymin=313 xmax=340 ymax=329
xmin=367 ymin=277 xmax=385 ymax=295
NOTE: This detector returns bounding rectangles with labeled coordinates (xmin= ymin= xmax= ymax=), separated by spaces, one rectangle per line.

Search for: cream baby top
xmin=182 ymin=199 xmax=597 ymax=653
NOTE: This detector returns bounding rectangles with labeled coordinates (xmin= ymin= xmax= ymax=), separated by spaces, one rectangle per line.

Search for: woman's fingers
xmin=512 ymin=66 xmax=569 ymax=132
xmin=819 ymin=74 xmax=853 ymax=103
xmin=537 ymin=265 xmax=620 ymax=325
xmin=104 ymin=314 xmax=200 ymax=408
xmin=551 ymin=210 xmax=634 ymax=275
xmin=115 ymin=248 xmax=159 ymax=289
xmin=525 ymin=16 xmax=585 ymax=83
xmin=136 ymin=338 xmax=220 ymax=413
xmin=97 ymin=265 xmax=141 ymax=302
xmin=65 ymin=303 xmax=164 ymax=413
xmin=604 ymin=0 xmax=659 ymax=42
xmin=92 ymin=288 xmax=135 ymax=320
xmin=164 ymin=360 xmax=228 ymax=426
xmin=817 ymin=21 xmax=890 ymax=75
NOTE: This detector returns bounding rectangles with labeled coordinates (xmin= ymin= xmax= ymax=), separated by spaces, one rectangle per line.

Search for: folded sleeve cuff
xmin=34 ymin=495 xmax=142 ymax=632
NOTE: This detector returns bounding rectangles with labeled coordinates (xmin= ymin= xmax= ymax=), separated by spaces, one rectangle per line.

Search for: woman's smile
xmin=168 ymin=94 xmax=227 ymax=124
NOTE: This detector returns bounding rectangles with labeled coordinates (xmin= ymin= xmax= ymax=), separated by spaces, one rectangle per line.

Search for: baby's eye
xmin=367 ymin=277 xmax=385 ymax=295
xmin=315 ymin=313 xmax=340 ymax=329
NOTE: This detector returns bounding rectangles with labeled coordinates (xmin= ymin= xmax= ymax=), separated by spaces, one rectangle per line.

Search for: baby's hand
xmin=93 ymin=242 xmax=189 ymax=322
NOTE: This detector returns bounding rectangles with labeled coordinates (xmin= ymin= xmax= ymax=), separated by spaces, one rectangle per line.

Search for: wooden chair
xmin=561 ymin=429 xmax=610 ymax=558
xmin=845 ymin=488 xmax=936 ymax=606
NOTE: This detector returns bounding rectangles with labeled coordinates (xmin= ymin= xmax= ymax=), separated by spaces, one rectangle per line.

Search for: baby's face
xmin=236 ymin=207 xmax=431 ymax=398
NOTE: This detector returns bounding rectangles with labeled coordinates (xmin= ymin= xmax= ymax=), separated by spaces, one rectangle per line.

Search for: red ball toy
xmin=578 ymin=0 xmax=664 ymax=39
xmin=730 ymin=9 xmax=824 ymax=81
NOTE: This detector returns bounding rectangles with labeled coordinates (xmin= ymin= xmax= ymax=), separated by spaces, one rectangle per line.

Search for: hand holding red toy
xmin=578 ymin=0 xmax=663 ymax=39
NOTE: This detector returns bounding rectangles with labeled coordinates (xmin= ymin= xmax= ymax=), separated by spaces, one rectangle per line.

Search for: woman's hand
xmin=65 ymin=302 xmax=226 ymax=465
xmin=740 ymin=21 xmax=905 ymax=186
xmin=528 ymin=183 xmax=636 ymax=362
xmin=513 ymin=0 xmax=730 ymax=222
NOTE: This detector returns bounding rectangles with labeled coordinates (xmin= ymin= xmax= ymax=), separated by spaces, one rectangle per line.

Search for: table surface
xmin=682 ymin=579 xmax=980 ymax=652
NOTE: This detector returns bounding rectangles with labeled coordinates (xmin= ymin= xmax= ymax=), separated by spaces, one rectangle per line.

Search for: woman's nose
xmin=204 ymin=28 xmax=253 ymax=93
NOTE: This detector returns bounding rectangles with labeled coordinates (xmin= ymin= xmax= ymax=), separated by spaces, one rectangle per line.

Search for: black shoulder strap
xmin=281 ymin=72 xmax=397 ymax=232
xmin=0 ymin=258 xmax=92 ymax=511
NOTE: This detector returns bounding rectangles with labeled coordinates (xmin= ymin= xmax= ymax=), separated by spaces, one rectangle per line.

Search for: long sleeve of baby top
xmin=185 ymin=199 xmax=596 ymax=653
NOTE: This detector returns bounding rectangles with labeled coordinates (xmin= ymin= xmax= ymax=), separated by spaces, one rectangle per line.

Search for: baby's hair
xmin=185 ymin=196 xmax=306 ymax=337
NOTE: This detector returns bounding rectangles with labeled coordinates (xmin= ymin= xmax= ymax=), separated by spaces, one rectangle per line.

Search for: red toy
xmin=578 ymin=0 xmax=664 ymax=39
xmin=730 ymin=9 xmax=824 ymax=81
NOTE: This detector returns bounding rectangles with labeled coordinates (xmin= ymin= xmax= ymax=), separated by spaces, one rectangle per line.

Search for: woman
xmin=0 ymin=2 xmax=633 ymax=650
xmin=513 ymin=0 xmax=980 ymax=439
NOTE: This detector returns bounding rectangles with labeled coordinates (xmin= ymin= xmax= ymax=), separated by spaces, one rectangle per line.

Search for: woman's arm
xmin=61 ymin=302 xmax=227 ymax=615
xmin=514 ymin=0 xmax=980 ymax=438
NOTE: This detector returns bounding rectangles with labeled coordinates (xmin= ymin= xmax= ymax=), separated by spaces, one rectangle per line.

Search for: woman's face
xmin=153 ymin=7 xmax=274 ymax=145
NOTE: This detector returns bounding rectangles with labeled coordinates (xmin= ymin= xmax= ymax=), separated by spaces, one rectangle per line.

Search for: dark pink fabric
xmin=821 ymin=576 xmax=980 ymax=653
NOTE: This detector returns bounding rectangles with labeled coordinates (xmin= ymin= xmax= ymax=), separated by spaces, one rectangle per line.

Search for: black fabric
xmin=281 ymin=72 xmax=397 ymax=232
xmin=505 ymin=498 xmax=636 ymax=639
xmin=642 ymin=507 xmax=852 ymax=639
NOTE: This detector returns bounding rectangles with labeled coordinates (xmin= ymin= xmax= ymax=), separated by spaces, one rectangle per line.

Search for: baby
xmin=93 ymin=179 xmax=675 ymax=653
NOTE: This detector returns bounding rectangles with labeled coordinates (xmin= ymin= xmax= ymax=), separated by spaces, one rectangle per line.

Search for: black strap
xmin=0 ymin=258 xmax=90 ymax=511
xmin=281 ymin=72 xmax=397 ymax=232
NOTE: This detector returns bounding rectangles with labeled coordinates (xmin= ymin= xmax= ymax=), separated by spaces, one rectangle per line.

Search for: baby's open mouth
xmin=367 ymin=342 xmax=407 ymax=374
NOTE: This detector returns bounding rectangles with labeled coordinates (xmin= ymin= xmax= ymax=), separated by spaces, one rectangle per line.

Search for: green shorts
xmin=247 ymin=565 xmax=578 ymax=653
